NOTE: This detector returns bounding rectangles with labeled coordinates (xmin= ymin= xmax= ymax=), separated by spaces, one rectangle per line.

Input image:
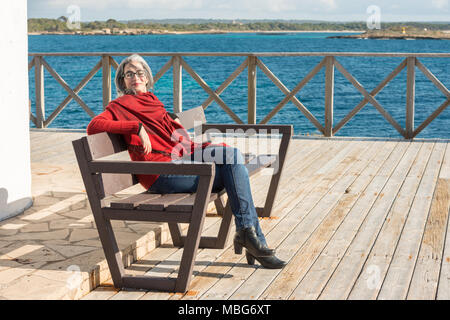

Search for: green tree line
xmin=27 ymin=18 xmax=450 ymax=33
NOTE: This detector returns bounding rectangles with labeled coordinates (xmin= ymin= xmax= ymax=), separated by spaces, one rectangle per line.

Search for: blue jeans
xmin=148 ymin=146 xmax=267 ymax=246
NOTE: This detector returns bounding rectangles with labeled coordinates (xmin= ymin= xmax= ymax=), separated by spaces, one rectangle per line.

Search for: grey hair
xmin=115 ymin=54 xmax=154 ymax=97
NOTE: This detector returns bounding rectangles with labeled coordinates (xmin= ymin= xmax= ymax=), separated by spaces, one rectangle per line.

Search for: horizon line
xmin=27 ymin=17 xmax=450 ymax=23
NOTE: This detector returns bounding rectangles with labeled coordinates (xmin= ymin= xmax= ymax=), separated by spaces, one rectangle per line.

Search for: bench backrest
xmin=74 ymin=106 xmax=208 ymax=200
xmin=175 ymin=106 xmax=206 ymax=131
xmin=74 ymin=132 xmax=137 ymax=200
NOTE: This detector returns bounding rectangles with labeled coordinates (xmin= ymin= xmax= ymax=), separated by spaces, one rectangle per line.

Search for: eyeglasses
xmin=123 ymin=70 xmax=146 ymax=79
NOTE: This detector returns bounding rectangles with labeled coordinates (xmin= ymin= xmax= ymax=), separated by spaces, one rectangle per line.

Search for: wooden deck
xmin=30 ymin=130 xmax=450 ymax=300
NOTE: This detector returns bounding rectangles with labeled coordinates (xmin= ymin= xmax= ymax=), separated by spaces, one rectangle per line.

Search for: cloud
xmin=320 ymin=0 xmax=337 ymax=10
xmin=27 ymin=0 xmax=450 ymax=21
xmin=127 ymin=0 xmax=204 ymax=10
xmin=431 ymin=0 xmax=449 ymax=9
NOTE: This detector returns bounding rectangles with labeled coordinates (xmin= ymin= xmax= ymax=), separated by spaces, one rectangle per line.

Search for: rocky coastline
xmin=28 ymin=29 xmax=364 ymax=36
xmin=328 ymin=29 xmax=450 ymax=40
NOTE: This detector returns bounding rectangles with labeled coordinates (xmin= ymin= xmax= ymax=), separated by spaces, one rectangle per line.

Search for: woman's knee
xmin=203 ymin=146 xmax=244 ymax=165
xmin=223 ymin=147 xmax=245 ymax=165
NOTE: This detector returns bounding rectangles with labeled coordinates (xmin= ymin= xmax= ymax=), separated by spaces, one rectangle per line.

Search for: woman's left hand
xmin=138 ymin=126 xmax=152 ymax=155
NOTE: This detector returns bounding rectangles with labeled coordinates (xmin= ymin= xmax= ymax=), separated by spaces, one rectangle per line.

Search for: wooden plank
xmin=173 ymin=55 xmax=182 ymax=113
xmin=80 ymin=286 xmax=119 ymax=300
xmin=31 ymin=132 xmax=77 ymax=160
xmin=137 ymin=194 xmax=192 ymax=211
xmin=34 ymin=56 xmax=45 ymax=128
xmin=324 ymin=56 xmax=334 ymax=137
xmin=248 ymin=56 xmax=257 ymax=124
xmin=288 ymin=141 xmax=399 ymax=299
xmin=407 ymin=177 xmax=450 ymax=299
xmin=102 ymin=54 xmax=111 ymax=109
xmin=347 ymin=143 xmax=433 ymax=299
xmin=175 ymin=106 xmax=206 ymax=131
xmin=166 ymin=193 xmax=220 ymax=212
xmin=110 ymin=193 xmax=161 ymax=209
xmin=28 ymin=52 xmax=450 ymax=58
xmin=437 ymin=168 xmax=450 ymax=300
xmin=103 ymin=208 xmax=192 ymax=223
xmin=109 ymin=56 xmax=119 ymax=70
xmin=439 ymin=142 xmax=450 ymax=180
xmin=406 ymin=57 xmax=416 ymax=139
xmin=255 ymin=141 xmax=388 ymax=300
xmin=88 ymin=160 xmax=215 ymax=176
xmin=109 ymin=288 xmax=147 ymax=300
xmin=377 ymin=142 xmax=446 ymax=299
xmin=317 ymin=141 xmax=421 ymax=299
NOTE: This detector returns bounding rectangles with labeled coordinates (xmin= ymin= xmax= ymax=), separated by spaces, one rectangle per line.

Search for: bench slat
xmin=137 ymin=193 xmax=192 ymax=211
xmin=110 ymin=193 xmax=161 ymax=209
xmin=166 ymin=192 xmax=220 ymax=212
xmin=103 ymin=207 xmax=192 ymax=223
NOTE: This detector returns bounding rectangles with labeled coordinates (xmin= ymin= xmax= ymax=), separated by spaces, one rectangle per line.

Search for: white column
xmin=0 ymin=0 xmax=33 ymax=220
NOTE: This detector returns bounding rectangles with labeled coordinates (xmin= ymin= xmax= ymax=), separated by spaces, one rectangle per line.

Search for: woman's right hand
xmin=138 ymin=126 xmax=152 ymax=155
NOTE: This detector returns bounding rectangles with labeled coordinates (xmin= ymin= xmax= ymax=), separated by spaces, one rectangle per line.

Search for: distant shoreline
xmin=329 ymin=30 xmax=450 ymax=40
xmin=28 ymin=30 xmax=365 ymax=36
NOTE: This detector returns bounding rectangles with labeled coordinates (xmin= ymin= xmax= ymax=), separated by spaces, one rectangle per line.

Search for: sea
xmin=28 ymin=32 xmax=450 ymax=138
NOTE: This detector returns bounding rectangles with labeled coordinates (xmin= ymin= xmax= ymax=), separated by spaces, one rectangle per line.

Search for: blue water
xmin=28 ymin=33 xmax=450 ymax=138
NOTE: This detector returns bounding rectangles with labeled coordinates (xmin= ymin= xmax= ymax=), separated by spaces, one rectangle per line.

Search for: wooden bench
xmin=72 ymin=106 xmax=292 ymax=293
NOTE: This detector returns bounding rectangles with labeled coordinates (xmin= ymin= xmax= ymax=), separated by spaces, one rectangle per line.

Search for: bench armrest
xmin=88 ymin=160 xmax=215 ymax=176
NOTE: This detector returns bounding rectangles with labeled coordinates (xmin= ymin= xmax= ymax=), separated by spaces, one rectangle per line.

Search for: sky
xmin=27 ymin=0 xmax=450 ymax=22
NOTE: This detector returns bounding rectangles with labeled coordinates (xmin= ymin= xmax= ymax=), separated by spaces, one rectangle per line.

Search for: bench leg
xmin=258 ymin=131 xmax=292 ymax=217
xmin=174 ymin=175 xmax=212 ymax=292
xmin=168 ymin=223 xmax=184 ymax=247
xmin=94 ymin=216 xmax=126 ymax=288
xmin=213 ymin=202 xmax=233 ymax=248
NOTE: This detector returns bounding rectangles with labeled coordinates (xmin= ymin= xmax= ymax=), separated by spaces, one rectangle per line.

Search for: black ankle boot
xmin=234 ymin=226 xmax=275 ymax=257
xmin=246 ymin=251 xmax=287 ymax=269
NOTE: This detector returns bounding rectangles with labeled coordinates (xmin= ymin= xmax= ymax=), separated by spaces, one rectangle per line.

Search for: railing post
xmin=102 ymin=54 xmax=111 ymax=110
xmin=173 ymin=55 xmax=182 ymax=113
xmin=324 ymin=56 xmax=334 ymax=137
xmin=406 ymin=56 xmax=416 ymax=139
xmin=248 ymin=56 xmax=257 ymax=124
xmin=34 ymin=56 xmax=45 ymax=128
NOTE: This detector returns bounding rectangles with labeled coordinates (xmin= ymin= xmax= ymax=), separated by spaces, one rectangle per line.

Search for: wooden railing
xmin=28 ymin=52 xmax=450 ymax=138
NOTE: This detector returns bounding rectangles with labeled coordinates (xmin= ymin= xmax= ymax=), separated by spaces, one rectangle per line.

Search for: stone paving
xmin=0 ymin=132 xmax=178 ymax=299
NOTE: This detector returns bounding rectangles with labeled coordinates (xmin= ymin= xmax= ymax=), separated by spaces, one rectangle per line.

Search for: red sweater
xmin=87 ymin=92 xmax=219 ymax=189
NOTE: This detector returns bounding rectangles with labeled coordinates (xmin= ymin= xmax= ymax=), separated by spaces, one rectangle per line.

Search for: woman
xmin=87 ymin=54 xmax=286 ymax=269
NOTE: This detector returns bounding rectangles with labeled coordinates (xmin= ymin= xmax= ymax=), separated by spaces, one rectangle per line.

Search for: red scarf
xmin=87 ymin=92 xmax=224 ymax=189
